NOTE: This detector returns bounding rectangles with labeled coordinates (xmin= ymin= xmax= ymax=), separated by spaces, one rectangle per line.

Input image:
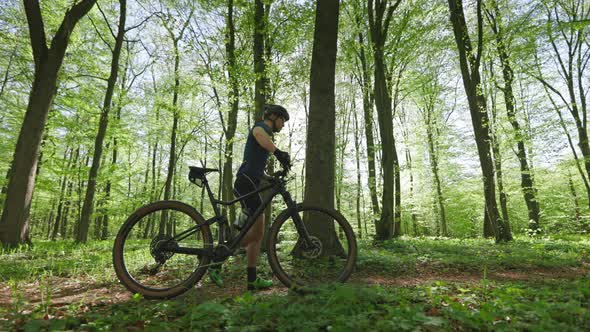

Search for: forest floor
xmin=0 ymin=236 xmax=588 ymax=331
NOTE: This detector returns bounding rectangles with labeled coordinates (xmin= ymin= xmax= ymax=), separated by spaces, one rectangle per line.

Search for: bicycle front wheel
xmin=267 ymin=204 xmax=357 ymax=289
xmin=113 ymin=201 xmax=213 ymax=299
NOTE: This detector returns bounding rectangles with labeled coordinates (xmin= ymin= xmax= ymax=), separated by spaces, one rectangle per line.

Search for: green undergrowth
xmin=357 ymin=236 xmax=590 ymax=275
xmin=2 ymin=236 xmax=587 ymax=284
xmin=0 ymin=240 xmax=116 ymax=283
xmin=3 ymin=279 xmax=589 ymax=331
xmin=1 ymin=236 xmax=589 ymax=330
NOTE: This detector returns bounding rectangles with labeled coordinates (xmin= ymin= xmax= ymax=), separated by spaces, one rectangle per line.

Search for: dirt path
xmin=0 ymin=265 xmax=587 ymax=312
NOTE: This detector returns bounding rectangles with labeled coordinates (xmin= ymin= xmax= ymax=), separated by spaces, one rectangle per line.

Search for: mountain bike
xmin=113 ymin=165 xmax=357 ymax=299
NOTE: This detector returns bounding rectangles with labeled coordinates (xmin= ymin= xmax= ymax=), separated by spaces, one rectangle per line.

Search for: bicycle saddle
xmin=188 ymin=166 xmax=219 ymax=184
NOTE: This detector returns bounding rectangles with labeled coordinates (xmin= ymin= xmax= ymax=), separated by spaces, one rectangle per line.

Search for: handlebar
xmin=265 ymin=164 xmax=290 ymax=181
xmin=271 ymin=169 xmax=288 ymax=178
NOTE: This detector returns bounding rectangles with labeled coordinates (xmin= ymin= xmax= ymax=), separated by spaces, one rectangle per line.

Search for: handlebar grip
xmin=271 ymin=169 xmax=288 ymax=178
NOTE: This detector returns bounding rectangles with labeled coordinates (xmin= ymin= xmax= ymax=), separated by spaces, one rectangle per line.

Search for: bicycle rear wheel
xmin=113 ymin=201 xmax=213 ymax=299
xmin=267 ymin=204 xmax=357 ymax=289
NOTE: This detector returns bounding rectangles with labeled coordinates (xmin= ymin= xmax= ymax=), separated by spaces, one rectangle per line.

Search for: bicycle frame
xmin=160 ymin=174 xmax=313 ymax=262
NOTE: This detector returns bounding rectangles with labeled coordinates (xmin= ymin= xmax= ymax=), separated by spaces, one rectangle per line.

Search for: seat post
xmin=203 ymin=177 xmax=222 ymax=217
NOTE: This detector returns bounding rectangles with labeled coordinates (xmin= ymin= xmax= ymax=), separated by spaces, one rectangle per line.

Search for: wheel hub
xmin=301 ymin=236 xmax=322 ymax=259
xmin=150 ymin=235 xmax=176 ymax=263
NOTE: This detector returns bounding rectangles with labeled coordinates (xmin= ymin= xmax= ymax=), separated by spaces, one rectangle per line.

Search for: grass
xmin=358 ymin=236 xmax=589 ymax=275
xmin=0 ymin=236 xmax=589 ymax=331
xmin=0 ymin=240 xmax=116 ymax=283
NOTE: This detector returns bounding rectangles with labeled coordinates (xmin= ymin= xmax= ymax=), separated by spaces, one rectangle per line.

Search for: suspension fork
xmin=281 ymin=189 xmax=314 ymax=247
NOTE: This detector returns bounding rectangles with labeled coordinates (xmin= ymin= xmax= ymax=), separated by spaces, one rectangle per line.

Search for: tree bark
xmin=300 ymin=0 xmax=343 ymax=256
xmin=336 ymin=100 xmax=352 ymax=212
xmin=485 ymin=2 xmax=540 ymax=233
xmin=405 ymin=147 xmax=418 ymax=234
xmin=159 ymin=10 xmax=193 ymax=235
xmin=488 ymin=76 xmax=511 ymax=233
xmin=62 ymin=147 xmax=80 ymax=239
xmin=447 ymin=0 xmax=511 ymax=242
xmin=77 ymin=0 xmax=127 ymax=243
xmin=568 ymin=171 xmax=582 ymax=229
xmin=418 ymin=79 xmax=448 ymax=236
xmin=253 ymin=0 xmax=266 ymax=123
xmin=222 ymin=0 xmax=239 ymax=226
xmin=425 ymin=117 xmax=447 ymax=237
xmin=0 ymin=0 xmax=97 ymax=247
xmin=52 ymin=147 xmax=72 ymax=240
xmin=356 ymin=15 xmax=380 ymax=221
xmin=368 ymin=0 xmax=402 ymax=241
xmin=352 ymin=91 xmax=363 ymax=239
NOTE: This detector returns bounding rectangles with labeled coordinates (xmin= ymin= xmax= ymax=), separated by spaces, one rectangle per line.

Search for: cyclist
xmin=210 ymin=104 xmax=291 ymax=290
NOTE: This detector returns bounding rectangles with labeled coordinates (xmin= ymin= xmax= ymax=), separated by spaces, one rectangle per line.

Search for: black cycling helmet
xmin=263 ymin=104 xmax=289 ymax=121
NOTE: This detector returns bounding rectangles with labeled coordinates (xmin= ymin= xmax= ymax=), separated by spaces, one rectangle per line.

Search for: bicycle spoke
xmin=269 ymin=205 xmax=356 ymax=288
xmin=117 ymin=206 xmax=210 ymax=291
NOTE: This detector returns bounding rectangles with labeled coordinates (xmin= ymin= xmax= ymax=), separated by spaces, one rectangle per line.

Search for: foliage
xmin=1 ymin=237 xmax=589 ymax=330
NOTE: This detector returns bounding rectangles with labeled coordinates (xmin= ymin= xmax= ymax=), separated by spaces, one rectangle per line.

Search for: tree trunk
xmin=300 ymin=0 xmax=343 ymax=257
xmin=222 ymin=0 xmax=239 ymax=226
xmin=73 ymin=153 xmax=89 ymax=237
xmin=254 ymin=0 xmax=275 ymax=240
xmin=486 ymin=3 xmax=540 ymax=233
xmin=159 ymin=12 xmax=192 ymax=235
xmin=62 ymin=147 xmax=80 ymax=239
xmin=447 ymin=0 xmax=511 ymax=242
xmin=489 ymin=83 xmax=511 ymax=233
xmin=77 ymin=0 xmax=126 ymax=243
xmin=52 ymin=147 xmax=72 ymax=240
xmin=568 ymin=171 xmax=582 ymax=229
xmin=352 ymin=92 xmax=363 ymax=239
xmin=103 ymin=82 xmax=125 ymax=240
xmin=336 ymin=100 xmax=352 ymax=212
xmin=368 ymin=0 xmax=402 ymax=241
xmin=426 ymin=121 xmax=447 ymax=237
xmin=45 ymin=199 xmax=56 ymax=240
xmin=0 ymin=48 xmax=16 ymax=101
xmin=392 ymin=136 xmax=401 ymax=237
xmin=253 ymin=0 xmax=266 ymax=123
xmin=405 ymin=147 xmax=418 ymax=236
xmin=356 ymin=18 xmax=380 ymax=220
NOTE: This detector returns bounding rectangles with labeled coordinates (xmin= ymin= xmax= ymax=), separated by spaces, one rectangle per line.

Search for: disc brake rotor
xmin=150 ymin=235 xmax=176 ymax=263
xmin=302 ymin=236 xmax=322 ymax=259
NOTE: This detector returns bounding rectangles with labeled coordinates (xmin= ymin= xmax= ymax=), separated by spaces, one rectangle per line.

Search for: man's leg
xmin=240 ymin=213 xmax=272 ymax=290
xmin=243 ymin=213 xmax=265 ymax=266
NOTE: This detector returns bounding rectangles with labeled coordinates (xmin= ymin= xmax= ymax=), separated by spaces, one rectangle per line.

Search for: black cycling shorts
xmin=233 ymin=173 xmax=262 ymax=215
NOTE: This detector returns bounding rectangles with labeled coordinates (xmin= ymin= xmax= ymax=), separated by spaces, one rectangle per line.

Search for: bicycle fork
xmin=280 ymin=190 xmax=315 ymax=249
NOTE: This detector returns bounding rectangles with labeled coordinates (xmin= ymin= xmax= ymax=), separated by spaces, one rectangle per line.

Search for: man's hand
xmin=273 ymin=149 xmax=291 ymax=170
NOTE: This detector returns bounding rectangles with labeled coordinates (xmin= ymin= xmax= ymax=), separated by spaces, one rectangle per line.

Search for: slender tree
xmin=367 ymin=0 xmax=402 ymax=240
xmin=353 ymin=5 xmax=380 ymax=220
xmin=415 ymin=66 xmax=448 ymax=236
xmin=158 ymin=7 xmax=194 ymax=236
xmin=253 ymin=0 xmax=266 ymax=122
xmin=485 ymin=0 xmax=540 ymax=233
xmin=534 ymin=0 xmax=590 ymax=208
xmin=446 ymin=0 xmax=512 ymax=241
xmin=486 ymin=62 xmax=510 ymax=231
xmin=221 ymin=0 xmax=240 ymax=225
xmin=77 ymin=0 xmax=127 ymax=243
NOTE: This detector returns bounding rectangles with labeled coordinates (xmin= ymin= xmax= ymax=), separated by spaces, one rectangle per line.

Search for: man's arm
xmin=252 ymin=126 xmax=277 ymax=153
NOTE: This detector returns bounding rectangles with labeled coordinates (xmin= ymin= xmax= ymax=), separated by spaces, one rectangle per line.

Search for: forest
xmin=0 ymin=0 xmax=589 ymax=330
